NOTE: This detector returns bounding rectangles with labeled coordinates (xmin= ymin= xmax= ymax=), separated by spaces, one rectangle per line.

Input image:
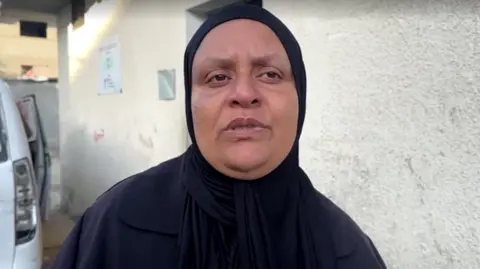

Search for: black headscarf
xmin=178 ymin=4 xmax=334 ymax=269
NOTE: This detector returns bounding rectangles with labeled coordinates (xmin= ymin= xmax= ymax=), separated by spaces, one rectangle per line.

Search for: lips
xmin=225 ymin=117 xmax=268 ymax=131
xmin=221 ymin=117 xmax=270 ymax=139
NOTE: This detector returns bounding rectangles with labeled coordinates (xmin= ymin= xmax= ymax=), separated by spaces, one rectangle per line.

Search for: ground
xmin=42 ymin=213 xmax=74 ymax=268
xmin=41 ymin=150 xmax=74 ymax=268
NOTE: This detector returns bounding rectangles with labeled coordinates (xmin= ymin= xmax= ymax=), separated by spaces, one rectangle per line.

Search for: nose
xmin=227 ymin=76 xmax=261 ymax=109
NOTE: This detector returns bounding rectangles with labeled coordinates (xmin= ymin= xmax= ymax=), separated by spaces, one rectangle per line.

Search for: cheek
xmin=191 ymin=93 xmax=222 ymax=138
xmin=271 ymin=94 xmax=299 ymax=131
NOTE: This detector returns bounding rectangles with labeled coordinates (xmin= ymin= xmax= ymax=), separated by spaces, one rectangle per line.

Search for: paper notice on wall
xmin=98 ymin=36 xmax=122 ymax=95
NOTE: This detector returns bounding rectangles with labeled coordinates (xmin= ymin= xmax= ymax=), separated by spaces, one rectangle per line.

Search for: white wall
xmin=56 ymin=4 xmax=71 ymax=214
xmin=57 ymin=0 xmax=479 ymax=268
xmin=57 ymin=0 xmax=203 ymax=214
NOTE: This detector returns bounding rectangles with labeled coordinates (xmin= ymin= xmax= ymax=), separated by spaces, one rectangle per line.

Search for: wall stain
xmin=449 ymin=107 xmax=458 ymax=123
xmin=405 ymin=156 xmax=415 ymax=174
xmin=138 ymin=133 xmax=154 ymax=149
xmin=405 ymin=156 xmax=426 ymax=204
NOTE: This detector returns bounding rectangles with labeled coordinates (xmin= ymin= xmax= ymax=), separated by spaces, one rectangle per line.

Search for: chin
xmin=223 ymin=146 xmax=269 ymax=173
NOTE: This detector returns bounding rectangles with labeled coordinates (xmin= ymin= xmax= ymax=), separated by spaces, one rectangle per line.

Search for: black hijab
xmin=178 ymin=4 xmax=334 ymax=269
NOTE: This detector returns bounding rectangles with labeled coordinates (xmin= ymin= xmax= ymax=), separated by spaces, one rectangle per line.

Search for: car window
xmin=16 ymin=98 xmax=34 ymax=141
xmin=0 ymin=94 xmax=8 ymax=162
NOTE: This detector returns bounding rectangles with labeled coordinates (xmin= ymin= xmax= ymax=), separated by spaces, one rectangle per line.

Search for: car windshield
xmin=0 ymin=94 xmax=8 ymax=162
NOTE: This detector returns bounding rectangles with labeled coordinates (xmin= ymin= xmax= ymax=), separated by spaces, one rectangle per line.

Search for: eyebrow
xmin=195 ymin=53 xmax=289 ymax=69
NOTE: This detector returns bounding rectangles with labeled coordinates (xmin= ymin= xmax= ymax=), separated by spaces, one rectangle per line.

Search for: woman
xmin=51 ymin=4 xmax=387 ymax=269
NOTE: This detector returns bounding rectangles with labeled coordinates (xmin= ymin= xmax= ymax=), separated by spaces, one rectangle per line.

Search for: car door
xmin=0 ymin=92 xmax=16 ymax=269
xmin=18 ymin=94 xmax=51 ymax=221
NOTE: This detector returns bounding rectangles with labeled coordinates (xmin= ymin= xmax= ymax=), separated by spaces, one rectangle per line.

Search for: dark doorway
xmin=19 ymin=21 xmax=47 ymax=38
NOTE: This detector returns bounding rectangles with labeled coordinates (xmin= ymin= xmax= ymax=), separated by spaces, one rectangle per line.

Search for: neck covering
xmin=178 ymin=4 xmax=333 ymax=269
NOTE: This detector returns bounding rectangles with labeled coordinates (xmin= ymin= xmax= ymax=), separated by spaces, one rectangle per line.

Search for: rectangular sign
xmin=98 ymin=36 xmax=122 ymax=95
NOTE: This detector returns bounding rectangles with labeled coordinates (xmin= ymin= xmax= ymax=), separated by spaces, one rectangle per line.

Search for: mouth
xmin=227 ymin=124 xmax=264 ymax=131
xmin=222 ymin=117 xmax=270 ymax=138
xmin=225 ymin=117 xmax=268 ymax=130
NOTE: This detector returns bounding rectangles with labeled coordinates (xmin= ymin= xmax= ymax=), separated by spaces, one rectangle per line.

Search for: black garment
xmin=50 ymin=158 xmax=387 ymax=269
xmin=51 ymin=5 xmax=388 ymax=269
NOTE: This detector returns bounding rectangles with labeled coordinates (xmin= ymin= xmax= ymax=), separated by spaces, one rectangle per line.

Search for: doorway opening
xmin=184 ymin=0 xmax=263 ymax=147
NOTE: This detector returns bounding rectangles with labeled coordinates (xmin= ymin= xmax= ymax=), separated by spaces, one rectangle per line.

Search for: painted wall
xmin=57 ymin=0 xmax=202 ymax=215
xmin=0 ymin=9 xmax=58 ymax=78
xmin=57 ymin=0 xmax=479 ymax=268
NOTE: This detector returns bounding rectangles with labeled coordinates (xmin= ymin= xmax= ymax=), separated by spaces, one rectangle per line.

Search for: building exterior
xmin=2 ymin=0 xmax=480 ymax=268
xmin=0 ymin=9 xmax=58 ymax=79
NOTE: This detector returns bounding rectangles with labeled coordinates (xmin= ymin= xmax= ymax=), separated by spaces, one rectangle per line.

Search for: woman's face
xmin=191 ymin=19 xmax=298 ymax=180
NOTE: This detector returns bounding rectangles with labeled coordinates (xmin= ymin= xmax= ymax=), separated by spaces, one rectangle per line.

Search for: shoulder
xmin=96 ymin=154 xmax=184 ymax=201
xmin=51 ymin=156 xmax=185 ymax=268
xmin=311 ymin=192 xmax=365 ymax=256
xmin=308 ymin=191 xmax=386 ymax=267
xmin=82 ymin=154 xmax=186 ymax=235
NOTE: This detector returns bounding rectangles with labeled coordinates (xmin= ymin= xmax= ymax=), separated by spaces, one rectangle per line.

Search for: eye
xmin=205 ymin=73 xmax=231 ymax=88
xmin=265 ymin=71 xmax=281 ymax=79
xmin=206 ymin=74 xmax=230 ymax=83
xmin=259 ymin=71 xmax=283 ymax=83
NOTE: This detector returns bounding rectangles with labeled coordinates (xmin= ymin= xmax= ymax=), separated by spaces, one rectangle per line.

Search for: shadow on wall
xmin=59 ymin=124 xmax=151 ymax=217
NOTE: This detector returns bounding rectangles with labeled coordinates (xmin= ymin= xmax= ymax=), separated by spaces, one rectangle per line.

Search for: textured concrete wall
xmin=265 ymin=0 xmax=479 ymax=268
xmin=57 ymin=0 xmax=479 ymax=268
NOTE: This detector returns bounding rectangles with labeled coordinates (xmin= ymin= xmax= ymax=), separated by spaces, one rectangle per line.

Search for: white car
xmin=0 ymin=80 xmax=43 ymax=269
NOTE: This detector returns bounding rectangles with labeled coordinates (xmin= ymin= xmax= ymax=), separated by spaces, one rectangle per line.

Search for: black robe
xmin=50 ymin=154 xmax=387 ymax=269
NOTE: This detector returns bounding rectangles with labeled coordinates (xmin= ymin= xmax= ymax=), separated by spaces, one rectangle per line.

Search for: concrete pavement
xmin=42 ymin=213 xmax=74 ymax=268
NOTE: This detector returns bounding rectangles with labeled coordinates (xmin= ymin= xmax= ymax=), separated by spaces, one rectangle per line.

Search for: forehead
xmin=193 ymin=19 xmax=288 ymax=65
